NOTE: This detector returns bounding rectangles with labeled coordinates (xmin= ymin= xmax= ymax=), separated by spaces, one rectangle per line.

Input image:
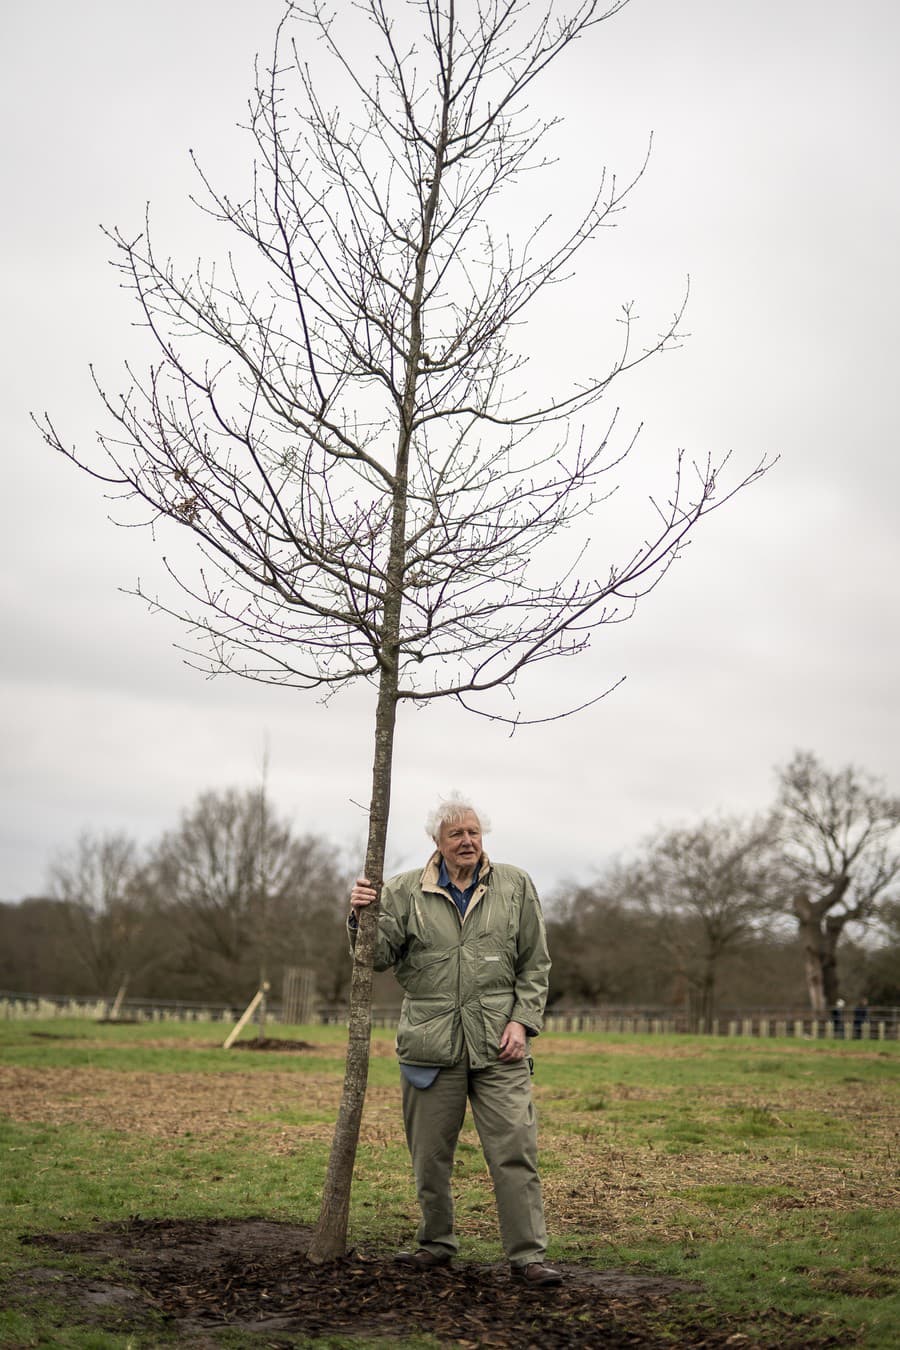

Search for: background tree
xmin=628 ymin=817 xmax=776 ymax=1031
xmin=38 ymin=1 xmax=769 ymax=1257
xmin=546 ymin=854 xmax=810 ymax=1013
xmin=0 ymin=789 xmax=348 ymax=1008
xmin=146 ymin=786 xmax=347 ymax=1003
xmin=545 ymin=868 xmax=667 ymax=1005
xmin=858 ymin=900 xmax=900 ymax=1005
xmin=776 ymin=751 xmax=900 ymax=1012
xmin=0 ymin=896 xmax=90 ymax=997
xmin=48 ymin=831 xmax=153 ymax=1002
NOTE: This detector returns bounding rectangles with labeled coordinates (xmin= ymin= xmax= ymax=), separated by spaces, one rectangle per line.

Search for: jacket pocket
xmin=480 ymin=990 xmax=516 ymax=1056
xmin=396 ymin=997 xmax=460 ymax=1066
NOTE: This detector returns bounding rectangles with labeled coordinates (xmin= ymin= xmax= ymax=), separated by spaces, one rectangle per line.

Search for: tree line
xmin=546 ymin=750 xmax=900 ymax=1023
xmin=2 ymin=750 xmax=898 ymax=1021
xmin=0 ymin=787 xmax=353 ymax=1010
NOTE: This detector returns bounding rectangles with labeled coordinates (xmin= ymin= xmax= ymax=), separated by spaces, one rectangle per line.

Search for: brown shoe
xmin=395 ymin=1249 xmax=452 ymax=1269
xmin=511 ymin=1261 xmax=562 ymax=1287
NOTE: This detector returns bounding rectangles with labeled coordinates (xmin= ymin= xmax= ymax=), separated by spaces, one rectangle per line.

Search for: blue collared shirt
xmin=438 ymin=855 xmax=480 ymax=917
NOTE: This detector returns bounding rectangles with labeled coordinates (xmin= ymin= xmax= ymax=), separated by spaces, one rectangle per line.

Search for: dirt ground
xmin=15 ymin=1215 xmax=839 ymax=1349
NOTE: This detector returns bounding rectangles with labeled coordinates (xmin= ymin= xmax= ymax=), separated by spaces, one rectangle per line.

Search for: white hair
xmin=425 ymin=792 xmax=491 ymax=844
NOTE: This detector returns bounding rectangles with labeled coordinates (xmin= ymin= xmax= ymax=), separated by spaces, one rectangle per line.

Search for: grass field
xmin=0 ymin=1018 xmax=897 ymax=1348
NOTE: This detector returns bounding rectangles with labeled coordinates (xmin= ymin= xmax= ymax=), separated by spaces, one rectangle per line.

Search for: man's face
xmin=438 ymin=811 xmax=483 ymax=873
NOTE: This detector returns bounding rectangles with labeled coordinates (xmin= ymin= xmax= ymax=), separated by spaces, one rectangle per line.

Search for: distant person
xmin=830 ymin=998 xmax=845 ymax=1038
xmin=852 ymin=998 xmax=870 ymax=1039
xmin=349 ymin=794 xmax=561 ymax=1287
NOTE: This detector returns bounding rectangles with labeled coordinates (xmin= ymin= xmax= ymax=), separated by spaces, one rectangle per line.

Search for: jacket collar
xmin=421 ymin=849 xmax=491 ymax=895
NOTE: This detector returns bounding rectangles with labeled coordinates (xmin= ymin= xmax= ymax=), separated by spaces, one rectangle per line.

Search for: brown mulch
xmin=16 ymin=1217 xmax=844 ymax=1349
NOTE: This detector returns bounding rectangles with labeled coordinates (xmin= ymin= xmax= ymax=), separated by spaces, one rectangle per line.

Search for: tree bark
xmin=793 ymin=894 xmax=827 ymax=1014
xmin=306 ymin=665 xmax=399 ymax=1261
xmin=821 ymin=913 xmax=847 ymax=1009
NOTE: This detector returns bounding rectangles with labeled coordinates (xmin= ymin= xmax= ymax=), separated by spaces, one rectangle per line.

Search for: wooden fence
xmin=2 ymin=991 xmax=897 ymax=1040
xmin=318 ymin=1004 xmax=899 ymax=1041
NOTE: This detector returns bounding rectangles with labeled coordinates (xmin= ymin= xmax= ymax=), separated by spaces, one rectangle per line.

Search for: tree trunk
xmin=793 ymin=894 xmax=826 ymax=1014
xmin=307 ymin=669 xmax=399 ymax=1261
xmin=821 ymin=913 xmax=846 ymax=1008
xmin=699 ymin=965 xmax=715 ymax=1034
xmin=257 ymin=970 xmax=268 ymax=1043
xmin=308 ymin=86 xmax=448 ymax=1261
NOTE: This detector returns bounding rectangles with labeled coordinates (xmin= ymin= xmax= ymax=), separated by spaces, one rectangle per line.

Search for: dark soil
xmin=229 ymin=1038 xmax=317 ymax=1052
xmin=15 ymin=1217 xmax=844 ymax=1348
xmin=28 ymin=1030 xmax=88 ymax=1038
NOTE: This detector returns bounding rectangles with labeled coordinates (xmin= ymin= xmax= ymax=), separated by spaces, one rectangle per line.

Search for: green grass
xmin=1 ymin=1019 xmax=897 ymax=1347
xmin=0 ymin=1017 xmax=356 ymax=1076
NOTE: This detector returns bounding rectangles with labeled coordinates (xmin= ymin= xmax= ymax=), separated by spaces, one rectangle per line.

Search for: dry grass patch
xmin=0 ymin=1062 xmax=404 ymax=1145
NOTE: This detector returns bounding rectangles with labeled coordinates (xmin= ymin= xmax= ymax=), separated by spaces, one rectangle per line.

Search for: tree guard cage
xmin=282 ymin=967 xmax=316 ymax=1027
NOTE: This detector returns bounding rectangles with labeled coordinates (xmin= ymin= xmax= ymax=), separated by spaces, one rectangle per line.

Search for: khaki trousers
xmin=400 ymin=1053 xmax=548 ymax=1265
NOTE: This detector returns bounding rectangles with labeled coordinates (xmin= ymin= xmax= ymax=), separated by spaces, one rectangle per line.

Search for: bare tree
xmin=147 ymin=787 xmax=343 ymax=1002
xmin=629 ymin=817 xmax=777 ymax=1031
xmin=776 ymin=750 xmax=900 ymax=1013
xmin=546 ymin=860 xmax=811 ymax=1012
xmin=49 ymin=831 xmax=149 ymax=1001
xmin=545 ymin=868 xmax=666 ymax=1005
xmin=861 ymin=899 xmax=900 ymax=1005
xmin=38 ymin=1 xmax=769 ymax=1257
xmin=0 ymin=896 xmax=102 ymax=997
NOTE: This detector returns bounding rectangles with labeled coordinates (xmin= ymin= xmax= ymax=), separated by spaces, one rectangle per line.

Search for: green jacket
xmin=353 ymin=852 xmax=551 ymax=1070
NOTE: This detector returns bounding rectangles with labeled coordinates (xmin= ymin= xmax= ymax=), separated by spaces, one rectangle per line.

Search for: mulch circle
xmin=17 ymin=1217 xmax=842 ymax=1348
xmin=228 ymin=1038 xmax=317 ymax=1052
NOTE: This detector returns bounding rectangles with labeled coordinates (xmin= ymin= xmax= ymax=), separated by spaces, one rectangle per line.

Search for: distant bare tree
xmin=49 ymin=832 xmax=149 ymax=1000
xmin=861 ymin=900 xmax=900 ymax=1005
xmin=776 ymin=751 xmax=900 ymax=1013
xmin=38 ymin=1 xmax=770 ymax=1256
xmin=545 ymin=869 xmax=665 ymax=1005
xmin=148 ymin=787 xmax=345 ymax=1002
xmin=631 ymin=817 xmax=776 ymax=1031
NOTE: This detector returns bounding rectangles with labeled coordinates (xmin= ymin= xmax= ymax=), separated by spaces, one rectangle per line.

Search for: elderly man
xmin=349 ymin=794 xmax=560 ymax=1287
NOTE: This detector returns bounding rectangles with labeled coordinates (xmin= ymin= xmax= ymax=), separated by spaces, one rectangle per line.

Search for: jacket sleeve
xmin=509 ymin=871 xmax=551 ymax=1035
xmin=347 ymin=878 xmax=410 ymax=972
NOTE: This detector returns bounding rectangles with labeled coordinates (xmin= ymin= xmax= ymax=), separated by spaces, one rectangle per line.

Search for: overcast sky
xmin=2 ymin=0 xmax=898 ymax=901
